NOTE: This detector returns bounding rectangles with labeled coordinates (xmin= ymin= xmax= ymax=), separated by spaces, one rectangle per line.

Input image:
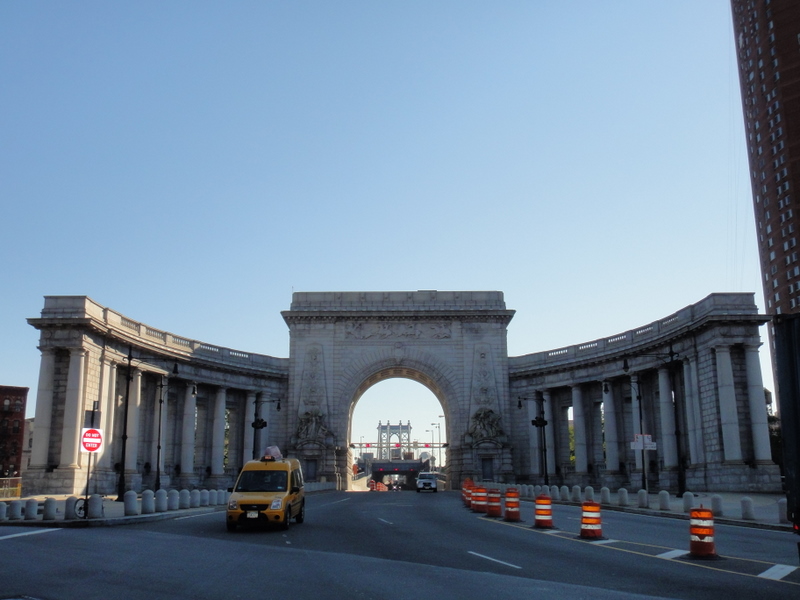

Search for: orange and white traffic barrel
xmin=471 ymin=487 xmax=488 ymax=513
xmin=486 ymin=489 xmax=502 ymax=518
xmin=368 ymin=480 xmax=376 ymax=491
xmin=689 ymin=506 xmax=717 ymax=558
xmin=579 ymin=501 xmax=603 ymax=539
xmin=533 ymin=494 xmax=554 ymax=529
xmin=504 ymin=488 xmax=521 ymax=522
xmin=463 ymin=484 xmax=474 ymax=508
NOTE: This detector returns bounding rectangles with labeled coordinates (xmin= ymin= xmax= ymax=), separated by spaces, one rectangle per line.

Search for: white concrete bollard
xmin=779 ymin=498 xmax=789 ymax=524
xmin=711 ymin=494 xmax=724 ymax=517
xmin=560 ymin=486 xmax=570 ymax=501
xmin=209 ymin=489 xmax=218 ymax=506
xmin=637 ymin=489 xmax=649 ymax=508
xmin=88 ymin=494 xmax=104 ymax=518
xmin=141 ymin=490 xmax=155 ymax=514
xmin=600 ymin=487 xmax=611 ymax=505
xmin=571 ymin=485 xmax=582 ymax=503
xmin=64 ymin=496 xmax=78 ymax=520
xmin=155 ymin=489 xmax=168 ymax=512
xmin=24 ymin=498 xmax=39 ymax=520
xmin=534 ymin=485 xmax=541 ymax=497
xmin=200 ymin=489 xmax=209 ymax=506
xmin=168 ymin=489 xmax=180 ymax=511
xmin=124 ymin=490 xmax=139 ymax=516
xmin=549 ymin=485 xmax=559 ymax=501
xmin=585 ymin=486 xmax=595 ymax=502
xmin=8 ymin=500 xmax=23 ymax=520
xmin=180 ymin=489 xmax=191 ymax=509
xmin=682 ymin=491 xmax=694 ymax=513
xmin=658 ymin=490 xmax=671 ymax=510
xmin=618 ymin=488 xmax=629 ymax=507
xmin=43 ymin=498 xmax=57 ymax=520
xmin=741 ymin=497 xmax=756 ymax=520
xmin=190 ymin=489 xmax=200 ymax=508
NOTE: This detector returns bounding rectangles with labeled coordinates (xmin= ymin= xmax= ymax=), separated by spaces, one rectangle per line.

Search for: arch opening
xmin=349 ymin=377 xmax=448 ymax=489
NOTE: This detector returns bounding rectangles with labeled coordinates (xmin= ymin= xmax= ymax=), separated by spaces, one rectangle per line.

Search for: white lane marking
xmin=468 ymin=551 xmax=522 ymax=569
xmin=657 ymin=549 xmax=687 ymax=559
xmin=758 ymin=564 xmax=797 ymax=580
xmin=175 ymin=512 xmax=219 ymax=520
xmin=322 ymin=498 xmax=351 ymax=506
xmin=377 ymin=518 xmax=393 ymax=525
xmin=0 ymin=529 xmax=60 ymax=541
xmin=590 ymin=538 xmax=618 ymax=545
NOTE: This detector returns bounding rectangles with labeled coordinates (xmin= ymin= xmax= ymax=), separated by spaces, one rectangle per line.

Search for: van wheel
xmin=295 ymin=501 xmax=305 ymax=524
xmin=281 ymin=509 xmax=291 ymax=530
xmin=226 ymin=521 xmax=237 ymax=532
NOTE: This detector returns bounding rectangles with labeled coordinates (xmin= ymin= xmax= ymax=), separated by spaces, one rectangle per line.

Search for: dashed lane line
xmin=468 ymin=551 xmax=522 ymax=569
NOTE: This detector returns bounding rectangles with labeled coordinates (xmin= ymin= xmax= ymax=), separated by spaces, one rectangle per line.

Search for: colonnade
xmin=519 ymin=344 xmax=774 ymax=491
xmin=25 ymin=344 xmax=280 ymax=496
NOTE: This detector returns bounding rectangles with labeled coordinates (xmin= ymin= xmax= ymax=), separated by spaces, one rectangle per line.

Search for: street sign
xmin=630 ymin=434 xmax=657 ymax=451
xmin=81 ymin=428 xmax=104 ymax=453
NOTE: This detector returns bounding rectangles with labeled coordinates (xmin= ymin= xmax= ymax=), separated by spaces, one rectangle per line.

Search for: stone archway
xmin=281 ymin=291 xmax=516 ymax=488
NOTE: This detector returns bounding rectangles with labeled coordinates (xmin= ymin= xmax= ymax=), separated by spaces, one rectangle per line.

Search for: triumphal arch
xmin=23 ymin=291 xmax=781 ymax=496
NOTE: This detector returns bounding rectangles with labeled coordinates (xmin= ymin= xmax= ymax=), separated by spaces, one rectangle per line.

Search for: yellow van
xmin=226 ymin=454 xmax=305 ymax=531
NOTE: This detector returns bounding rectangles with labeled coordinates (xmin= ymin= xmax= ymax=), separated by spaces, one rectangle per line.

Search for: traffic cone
xmin=533 ymin=494 xmax=554 ymax=529
xmin=579 ymin=501 xmax=603 ymax=539
xmin=504 ymin=488 xmax=521 ymax=522
xmin=689 ymin=506 xmax=717 ymax=558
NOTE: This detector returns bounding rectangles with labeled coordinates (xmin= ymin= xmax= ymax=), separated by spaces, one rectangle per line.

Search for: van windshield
xmin=235 ymin=470 xmax=288 ymax=492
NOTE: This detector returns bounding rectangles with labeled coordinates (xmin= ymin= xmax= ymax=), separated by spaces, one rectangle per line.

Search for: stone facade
xmin=23 ymin=291 xmax=781 ymax=497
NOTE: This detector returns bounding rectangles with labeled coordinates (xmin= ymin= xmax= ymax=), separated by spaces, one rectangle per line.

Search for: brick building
xmin=0 ymin=386 xmax=28 ymax=477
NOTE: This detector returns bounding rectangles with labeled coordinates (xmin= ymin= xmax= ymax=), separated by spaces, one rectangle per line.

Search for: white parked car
xmin=416 ymin=472 xmax=437 ymax=493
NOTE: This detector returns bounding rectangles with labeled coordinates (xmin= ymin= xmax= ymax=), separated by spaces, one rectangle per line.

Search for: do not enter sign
xmin=81 ymin=428 xmax=104 ymax=453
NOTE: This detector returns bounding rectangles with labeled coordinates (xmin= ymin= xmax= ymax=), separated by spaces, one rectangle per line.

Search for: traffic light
xmin=531 ymin=417 xmax=548 ymax=428
xmin=251 ymin=418 xmax=267 ymax=429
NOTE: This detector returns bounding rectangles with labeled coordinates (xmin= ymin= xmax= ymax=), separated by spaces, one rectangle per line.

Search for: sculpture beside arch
xmin=22 ymin=291 xmax=781 ymax=496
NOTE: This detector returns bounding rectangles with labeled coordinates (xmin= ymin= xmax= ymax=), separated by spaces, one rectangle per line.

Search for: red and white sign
xmin=81 ymin=428 xmax=104 ymax=453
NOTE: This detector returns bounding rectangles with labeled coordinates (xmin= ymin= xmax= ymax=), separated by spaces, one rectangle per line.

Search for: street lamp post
xmin=519 ymin=393 xmax=549 ymax=486
xmin=251 ymin=395 xmax=280 ymax=460
xmin=430 ymin=423 xmax=441 ymax=471
xmin=425 ymin=429 xmax=435 ymax=469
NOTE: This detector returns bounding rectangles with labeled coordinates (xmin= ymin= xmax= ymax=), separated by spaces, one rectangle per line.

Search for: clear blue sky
xmin=1 ymin=1 xmax=764 ymax=454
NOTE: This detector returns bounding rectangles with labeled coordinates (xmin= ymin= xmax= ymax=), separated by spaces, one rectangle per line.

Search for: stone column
xmin=658 ymin=367 xmax=678 ymax=468
xmin=98 ymin=358 xmax=117 ymax=469
xmin=571 ymin=385 xmax=588 ymax=474
xmin=243 ymin=390 xmax=256 ymax=463
xmin=682 ymin=358 xmax=701 ymax=465
xmin=601 ymin=382 xmax=619 ymax=472
xmin=58 ymin=348 xmax=87 ymax=469
xmin=211 ymin=387 xmax=227 ymax=476
xmin=542 ymin=390 xmax=556 ymax=476
xmin=630 ymin=375 xmax=643 ymax=470
xmin=30 ymin=348 xmax=56 ymax=468
xmin=180 ymin=384 xmax=196 ymax=477
xmin=124 ymin=369 xmax=143 ymax=472
xmin=744 ymin=345 xmax=772 ymax=462
xmin=716 ymin=346 xmax=742 ymax=462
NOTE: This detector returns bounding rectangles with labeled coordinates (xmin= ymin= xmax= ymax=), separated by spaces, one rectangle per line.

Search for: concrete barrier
xmin=560 ymin=485 xmax=570 ymax=501
xmin=8 ymin=500 xmax=22 ymax=520
xmin=741 ymin=497 xmax=755 ymax=520
xmin=155 ymin=489 xmax=168 ymax=512
xmin=180 ymin=489 xmax=191 ymax=509
xmin=618 ymin=488 xmax=629 ymax=507
xmin=64 ymin=496 xmax=78 ymax=520
xmin=43 ymin=498 xmax=57 ymax=520
xmin=682 ymin=491 xmax=694 ymax=513
xmin=209 ymin=489 xmax=218 ymax=506
xmin=168 ymin=489 xmax=180 ymax=511
xmin=124 ymin=490 xmax=139 ymax=516
xmin=711 ymin=494 xmax=724 ymax=517
xmin=600 ymin=487 xmax=611 ymax=505
xmin=658 ymin=490 xmax=670 ymax=510
xmin=0 ymin=501 xmax=6 ymax=521
xmin=190 ymin=489 xmax=200 ymax=508
xmin=24 ymin=498 xmax=39 ymax=520
xmin=200 ymin=489 xmax=209 ymax=506
xmin=571 ymin=485 xmax=582 ymax=503
xmin=141 ymin=490 xmax=155 ymax=514
xmin=585 ymin=486 xmax=595 ymax=502
xmin=637 ymin=489 xmax=649 ymax=508
xmin=88 ymin=494 xmax=104 ymax=518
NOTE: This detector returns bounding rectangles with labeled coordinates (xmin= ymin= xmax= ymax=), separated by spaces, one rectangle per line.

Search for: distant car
xmin=416 ymin=472 xmax=437 ymax=493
